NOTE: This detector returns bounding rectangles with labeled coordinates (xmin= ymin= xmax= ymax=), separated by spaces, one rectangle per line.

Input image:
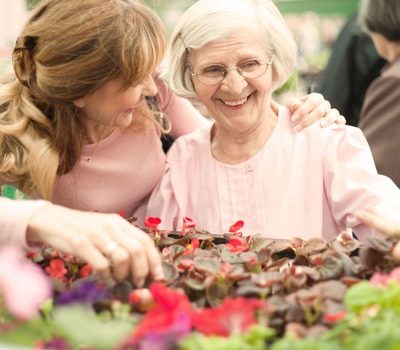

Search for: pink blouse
xmin=1 ymin=76 xmax=207 ymax=247
xmin=143 ymin=106 xmax=400 ymax=241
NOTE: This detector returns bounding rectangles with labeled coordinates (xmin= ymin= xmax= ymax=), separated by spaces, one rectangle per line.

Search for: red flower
xmin=117 ymin=210 xmax=126 ymax=218
xmin=323 ymin=311 xmax=346 ymax=324
xmin=184 ymin=238 xmax=200 ymax=255
xmin=193 ymin=297 xmax=266 ymax=336
xmin=132 ymin=283 xmax=193 ymax=341
xmin=144 ymin=217 xmax=161 ymax=230
xmin=229 ymin=220 xmax=244 ymax=234
xmin=79 ymin=264 xmax=93 ymax=278
xmin=45 ymin=259 xmax=68 ymax=280
xmin=226 ymin=238 xmax=249 ymax=253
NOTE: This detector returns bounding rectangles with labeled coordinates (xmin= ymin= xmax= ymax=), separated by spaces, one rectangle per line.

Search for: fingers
xmin=287 ymin=93 xmax=346 ymax=131
xmin=355 ymin=208 xmax=400 ymax=238
xmin=289 ymin=93 xmax=324 ymax=123
xmin=113 ymin=219 xmax=164 ymax=285
xmin=32 ymin=205 xmax=164 ymax=287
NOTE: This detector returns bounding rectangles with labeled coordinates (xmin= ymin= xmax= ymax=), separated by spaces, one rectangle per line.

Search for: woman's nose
xmin=219 ymin=69 xmax=248 ymax=95
xmin=142 ymin=75 xmax=158 ymax=96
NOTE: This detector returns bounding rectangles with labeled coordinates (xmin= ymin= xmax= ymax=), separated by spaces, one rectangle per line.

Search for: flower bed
xmin=1 ymin=218 xmax=400 ymax=350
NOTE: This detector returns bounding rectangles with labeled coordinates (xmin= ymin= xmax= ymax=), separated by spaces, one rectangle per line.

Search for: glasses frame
xmin=189 ymin=57 xmax=273 ymax=86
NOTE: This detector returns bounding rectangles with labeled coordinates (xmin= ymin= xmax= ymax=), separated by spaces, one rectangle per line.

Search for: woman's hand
xmin=27 ymin=204 xmax=164 ymax=287
xmin=286 ymin=93 xmax=346 ymax=131
xmin=356 ymin=206 xmax=400 ymax=260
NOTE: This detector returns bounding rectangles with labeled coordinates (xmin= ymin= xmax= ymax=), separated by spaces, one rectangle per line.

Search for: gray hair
xmin=165 ymin=0 xmax=297 ymax=99
xmin=359 ymin=0 xmax=400 ymax=41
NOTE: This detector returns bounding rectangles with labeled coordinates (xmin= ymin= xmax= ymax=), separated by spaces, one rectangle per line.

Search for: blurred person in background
xmin=358 ymin=0 xmax=400 ymax=188
xmin=317 ymin=12 xmax=386 ymax=127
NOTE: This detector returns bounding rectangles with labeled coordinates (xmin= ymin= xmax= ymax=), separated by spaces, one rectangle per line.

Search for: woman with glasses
xmin=0 ymin=0 xmax=344 ymax=283
xmin=142 ymin=0 xmax=400 ymax=241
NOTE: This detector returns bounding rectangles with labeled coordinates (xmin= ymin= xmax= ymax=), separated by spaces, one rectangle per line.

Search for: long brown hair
xmin=0 ymin=0 xmax=167 ymax=199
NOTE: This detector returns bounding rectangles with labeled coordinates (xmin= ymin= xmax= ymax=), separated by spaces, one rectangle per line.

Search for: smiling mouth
xmin=220 ymin=95 xmax=250 ymax=107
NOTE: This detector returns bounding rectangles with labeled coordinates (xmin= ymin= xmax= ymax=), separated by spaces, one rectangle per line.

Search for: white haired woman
xmin=142 ymin=0 xmax=400 ymax=241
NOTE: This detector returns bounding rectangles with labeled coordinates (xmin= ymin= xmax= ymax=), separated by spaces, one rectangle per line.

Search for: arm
xmin=0 ymin=197 xmax=49 ymax=248
xmin=0 ymin=198 xmax=164 ymax=286
xmin=359 ymin=75 xmax=400 ymax=186
xmin=323 ymin=125 xmax=400 ymax=242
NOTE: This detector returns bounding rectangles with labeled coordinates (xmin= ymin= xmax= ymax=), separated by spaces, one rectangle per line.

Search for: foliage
xmin=1 ymin=218 xmax=400 ymax=349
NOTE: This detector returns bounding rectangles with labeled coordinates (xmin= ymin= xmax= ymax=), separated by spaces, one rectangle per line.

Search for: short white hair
xmin=166 ymin=0 xmax=297 ymax=99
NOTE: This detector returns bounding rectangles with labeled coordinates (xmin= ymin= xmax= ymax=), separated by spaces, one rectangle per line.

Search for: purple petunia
xmin=55 ymin=279 xmax=110 ymax=306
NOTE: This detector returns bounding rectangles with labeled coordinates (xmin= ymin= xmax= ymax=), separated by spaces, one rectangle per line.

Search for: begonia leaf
xmin=162 ymin=261 xmax=179 ymax=282
xmin=318 ymin=256 xmax=343 ymax=280
xmin=193 ymin=257 xmax=221 ymax=275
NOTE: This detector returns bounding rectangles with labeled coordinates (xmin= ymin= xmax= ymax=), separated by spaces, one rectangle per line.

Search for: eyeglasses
xmin=189 ymin=58 xmax=273 ymax=86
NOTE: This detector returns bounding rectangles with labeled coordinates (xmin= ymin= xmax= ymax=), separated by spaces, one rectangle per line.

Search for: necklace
xmin=81 ymin=125 xmax=109 ymax=162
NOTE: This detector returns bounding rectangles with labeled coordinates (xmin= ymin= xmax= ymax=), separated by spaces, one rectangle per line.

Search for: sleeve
xmin=143 ymin=138 xmax=194 ymax=231
xmin=0 ymin=198 xmax=50 ymax=249
xmin=155 ymin=74 xmax=209 ymax=138
xmin=323 ymin=126 xmax=400 ymax=242
xmin=359 ymin=75 xmax=400 ymax=186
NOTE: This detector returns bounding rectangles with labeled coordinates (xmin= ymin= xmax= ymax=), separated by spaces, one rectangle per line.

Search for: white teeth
xmin=222 ymin=96 xmax=248 ymax=106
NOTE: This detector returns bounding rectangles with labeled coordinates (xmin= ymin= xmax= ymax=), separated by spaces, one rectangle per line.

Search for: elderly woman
xmin=142 ymin=0 xmax=400 ymax=241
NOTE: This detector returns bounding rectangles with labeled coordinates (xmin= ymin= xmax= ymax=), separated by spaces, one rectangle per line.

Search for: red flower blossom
xmin=184 ymin=238 xmax=200 ymax=255
xmin=117 ymin=210 xmax=126 ymax=218
xmin=132 ymin=283 xmax=193 ymax=341
xmin=144 ymin=217 xmax=161 ymax=230
xmin=79 ymin=264 xmax=93 ymax=278
xmin=226 ymin=238 xmax=249 ymax=253
xmin=323 ymin=310 xmax=346 ymax=324
xmin=45 ymin=259 xmax=68 ymax=280
xmin=193 ymin=297 xmax=266 ymax=336
xmin=229 ymin=220 xmax=244 ymax=235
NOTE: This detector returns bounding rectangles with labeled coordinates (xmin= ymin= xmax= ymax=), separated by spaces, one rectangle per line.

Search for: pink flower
xmin=132 ymin=283 xmax=193 ymax=342
xmin=323 ymin=311 xmax=346 ymax=324
xmin=193 ymin=297 xmax=266 ymax=336
xmin=0 ymin=245 xmax=51 ymax=320
xmin=45 ymin=258 xmax=68 ymax=280
xmin=229 ymin=220 xmax=244 ymax=234
xmin=184 ymin=238 xmax=200 ymax=255
xmin=226 ymin=238 xmax=249 ymax=253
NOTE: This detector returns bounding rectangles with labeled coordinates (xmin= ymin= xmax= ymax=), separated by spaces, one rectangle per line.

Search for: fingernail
xmin=135 ymin=278 xmax=145 ymax=288
xmin=291 ymin=113 xmax=299 ymax=122
xmin=320 ymin=119 xmax=327 ymax=128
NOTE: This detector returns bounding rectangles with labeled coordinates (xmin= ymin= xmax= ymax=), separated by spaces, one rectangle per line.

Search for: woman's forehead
xmin=190 ymin=32 xmax=266 ymax=65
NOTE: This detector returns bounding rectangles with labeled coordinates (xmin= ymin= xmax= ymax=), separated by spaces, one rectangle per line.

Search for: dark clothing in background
xmin=318 ymin=13 xmax=386 ymax=126
xmin=359 ymin=57 xmax=400 ymax=188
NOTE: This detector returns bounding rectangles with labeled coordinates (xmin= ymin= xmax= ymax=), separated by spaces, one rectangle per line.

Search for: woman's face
xmin=74 ymin=74 xmax=157 ymax=129
xmin=188 ymin=30 xmax=274 ymax=134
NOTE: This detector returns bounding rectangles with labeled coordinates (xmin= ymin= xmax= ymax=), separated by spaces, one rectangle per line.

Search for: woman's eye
xmin=239 ymin=60 xmax=259 ymax=71
xmin=201 ymin=65 xmax=225 ymax=75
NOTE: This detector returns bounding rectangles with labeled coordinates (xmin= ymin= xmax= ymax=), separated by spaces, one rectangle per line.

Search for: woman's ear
xmin=73 ymin=97 xmax=86 ymax=108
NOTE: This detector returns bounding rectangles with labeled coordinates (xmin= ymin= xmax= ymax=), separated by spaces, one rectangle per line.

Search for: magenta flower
xmin=0 ymin=245 xmax=51 ymax=320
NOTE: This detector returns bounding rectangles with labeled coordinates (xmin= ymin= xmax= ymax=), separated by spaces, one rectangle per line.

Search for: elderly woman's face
xmin=189 ymin=30 xmax=274 ymax=133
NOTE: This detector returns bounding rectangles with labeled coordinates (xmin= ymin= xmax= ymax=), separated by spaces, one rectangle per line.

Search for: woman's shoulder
xmin=166 ymin=124 xmax=212 ymax=161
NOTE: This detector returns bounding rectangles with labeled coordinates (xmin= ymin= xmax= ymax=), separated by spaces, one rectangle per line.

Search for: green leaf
xmin=52 ymin=305 xmax=134 ymax=350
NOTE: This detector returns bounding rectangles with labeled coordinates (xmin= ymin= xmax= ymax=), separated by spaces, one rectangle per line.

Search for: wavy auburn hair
xmin=0 ymin=0 xmax=166 ymax=199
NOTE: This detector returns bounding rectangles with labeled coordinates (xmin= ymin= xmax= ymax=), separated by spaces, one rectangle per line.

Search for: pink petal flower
xmin=0 ymin=245 xmax=51 ymax=320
